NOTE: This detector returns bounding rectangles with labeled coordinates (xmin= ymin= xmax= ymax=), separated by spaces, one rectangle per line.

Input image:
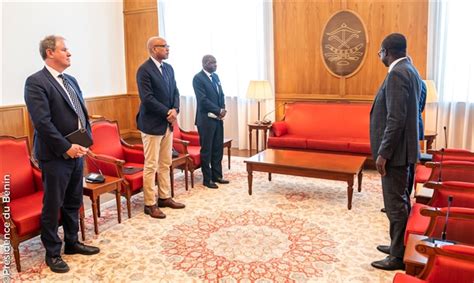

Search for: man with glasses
xmin=136 ymin=36 xmax=185 ymax=219
xmin=370 ymin=33 xmax=423 ymax=270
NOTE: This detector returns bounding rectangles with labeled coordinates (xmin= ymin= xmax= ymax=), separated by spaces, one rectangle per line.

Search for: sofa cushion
xmin=268 ymin=135 xmax=307 ymax=149
xmin=271 ymin=121 xmax=288 ymax=137
xmin=10 ymin=191 xmax=43 ymax=236
xmin=122 ymin=162 xmax=143 ymax=192
xmin=348 ymin=141 xmax=371 ymax=154
xmin=307 ymin=139 xmax=349 ymax=152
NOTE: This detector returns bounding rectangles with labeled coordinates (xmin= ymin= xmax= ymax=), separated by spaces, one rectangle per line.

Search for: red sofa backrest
xmin=0 ymin=136 xmax=37 ymax=199
xmin=283 ymin=102 xmax=371 ymax=140
xmin=90 ymin=120 xmax=125 ymax=160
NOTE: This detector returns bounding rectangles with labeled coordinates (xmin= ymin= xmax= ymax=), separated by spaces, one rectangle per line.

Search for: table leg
xmin=91 ymin=196 xmax=99 ymax=234
xmin=358 ymin=170 xmax=363 ymax=192
xmin=170 ymin=166 xmax=175 ymax=198
xmin=268 ymin=172 xmax=272 ymax=181
xmin=263 ymin=129 xmax=267 ymax=150
xmin=97 ymin=195 xmax=101 ymax=218
xmin=115 ymin=187 xmax=122 ymax=224
xmin=227 ymin=145 xmax=231 ymax=169
xmin=247 ymin=166 xmax=253 ymax=195
xmin=185 ymin=160 xmax=189 ymax=191
xmin=249 ymin=129 xmax=252 ymax=154
xmin=256 ymin=130 xmax=259 ymax=152
xmin=347 ymin=179 xmax=354 ymax=210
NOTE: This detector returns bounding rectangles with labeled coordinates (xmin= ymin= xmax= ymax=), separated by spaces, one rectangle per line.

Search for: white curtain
xmin=158 ymin=0 xmax=274 ymax=150
xmin=427 ymin=0 xmax=474 ymax=150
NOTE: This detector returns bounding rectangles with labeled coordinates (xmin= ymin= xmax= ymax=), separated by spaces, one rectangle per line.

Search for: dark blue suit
xmin=193 ymin=70 xmax=225 ymax=183
xmin=136 ymin=59 xmax=180 ymax=134
xmin=24 ymin=67 xmax=90 ymax=257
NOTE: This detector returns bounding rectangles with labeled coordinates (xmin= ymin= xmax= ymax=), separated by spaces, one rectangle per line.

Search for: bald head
xmin=147 ymin=36 xmax=169 ymax=62
xmin=202 ymin=55 xmax=217 ymax=73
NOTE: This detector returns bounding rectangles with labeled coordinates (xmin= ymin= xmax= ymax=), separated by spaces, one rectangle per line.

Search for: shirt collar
xmin=45 ymin=64 xmax=62 ymax=78
xmin=203 ymin=69 xmax=213 ymax=78
xmin=150 ymin=56 xmax=163 ymax=70
xmin=388 ymin=57 xmax=407 ymax=73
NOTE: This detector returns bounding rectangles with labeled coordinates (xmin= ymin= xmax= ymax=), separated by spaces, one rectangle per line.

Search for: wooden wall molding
xmin=273 ymin=0 xmax=428 ymax=120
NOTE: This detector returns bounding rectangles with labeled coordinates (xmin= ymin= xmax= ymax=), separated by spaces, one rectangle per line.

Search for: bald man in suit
xmin=370 ymin=33 xmax=423 ymax=271
xmin=136 ymin=36 xmax=185 ymax=219
xmin=193 ymin=55 xmax=229 ymax=189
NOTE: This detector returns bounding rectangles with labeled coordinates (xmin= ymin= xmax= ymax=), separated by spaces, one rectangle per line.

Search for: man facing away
xmin=136 ymin=36 xmax=185 ymax=219
xmin=370 ymin=33 xmax=423 ymax=271
xmin=24 ymin=35 xmax=99 ymax=273
xmin=192 ymin=55 xmax=230 ymax=189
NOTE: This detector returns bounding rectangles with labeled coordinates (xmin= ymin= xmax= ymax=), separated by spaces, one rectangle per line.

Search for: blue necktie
xmin=210 ymin=73 xmax=219 ymax=93
xmin=59 ymin=74 xmax=87 ymax=129
xmin=160 ymin=64 xmax=170 ymax=89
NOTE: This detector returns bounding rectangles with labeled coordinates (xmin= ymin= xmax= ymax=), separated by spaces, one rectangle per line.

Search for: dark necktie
xmin=210 ymin=73 xmax=219 ymax=93
xmin=160 ymin=64 xmax=170 ymax=88
xmin=58 ymin=74 xmax=87 ymax=129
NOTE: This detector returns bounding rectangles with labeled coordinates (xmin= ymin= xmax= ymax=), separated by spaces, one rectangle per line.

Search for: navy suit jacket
xmin=24 ymin=67 xmax=90 ymax=161
xmin=370 ymin=59 xmax=423 ymax=166
xmin=136 ymin=58 xmax=180 ymax=135
xmin=193 ymin=70 xmax=225 ymax=127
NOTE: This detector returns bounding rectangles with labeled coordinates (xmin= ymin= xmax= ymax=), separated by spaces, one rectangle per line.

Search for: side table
xmin=170 ymin=153 xmax=189 ymax=197
xmin=248 ymin=123 xmax=271 ymax=153
xmin=83 ymin=175 xmax=123 ymax=235
xmin=424 ymin=131 xmax=437 ymax=151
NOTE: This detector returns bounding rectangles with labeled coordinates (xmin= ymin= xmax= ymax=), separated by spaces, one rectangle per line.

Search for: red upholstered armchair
xmin=0 ymin=136 xmax=84 ymax=272
xmin=172 ymin=123 xmax=201 ymax=188
xmin=172 ymin=122 xmax=232 ymax=188
xmin=405 ymin=181 xmax=474 ymax=245
xmin=394 ymin=243 xmax=474 ymax=283
xmin=86 ymin=119 xmax=144 ymax=218
xmin=415 ymin=149 xmax=474 ymax=189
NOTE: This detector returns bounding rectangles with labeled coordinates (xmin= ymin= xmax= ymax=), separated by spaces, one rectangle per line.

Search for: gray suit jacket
xmin=370 ymin=59 xmax=422 ymax=166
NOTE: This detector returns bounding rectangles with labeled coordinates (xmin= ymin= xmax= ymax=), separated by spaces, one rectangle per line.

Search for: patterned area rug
xmin=4 ymin=156 xmax=399 ymax=282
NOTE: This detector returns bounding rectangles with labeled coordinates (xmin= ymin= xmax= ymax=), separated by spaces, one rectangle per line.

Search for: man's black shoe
xmin=376 ymin=245 xmax=390 ymax=255
xmin=64 ymin=242 xmax=100 ymax=255
xmin=371 ymin=256 xmax=405 ymax=271
xmin=380 ymin=208 xmax=386 ymax=213
xmin=45 ymin=256 xmax=70 ymax=273
xmin=204 ymin=181 xmax=219 ymax=189
xmin=213 ymin=178 xmax=230 ymax=184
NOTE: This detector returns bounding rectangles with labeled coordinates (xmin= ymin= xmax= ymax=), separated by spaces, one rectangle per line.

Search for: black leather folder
xmin=65 ymin=128 xmax=93 ymax=148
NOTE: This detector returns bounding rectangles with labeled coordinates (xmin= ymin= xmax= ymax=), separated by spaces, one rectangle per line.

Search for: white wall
xmin=1 ymin=0 xmax=126 ymax=106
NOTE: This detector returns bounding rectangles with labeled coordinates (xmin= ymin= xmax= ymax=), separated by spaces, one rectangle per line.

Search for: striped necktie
xmin=58 ymin=74 xmax=87 ymax=129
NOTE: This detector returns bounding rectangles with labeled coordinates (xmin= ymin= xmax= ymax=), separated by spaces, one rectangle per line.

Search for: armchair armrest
xmin=180 ymin=132 xmax=200 ymax=146
xmin=271 ymin=121 xmax=288 ymax=137
xmin=173 ymin=138 xmax=190 ymax=154
xmin=86 ymin=151 xmax=125 ymax=178
xmin=121 ymin=142 xmax=144 ymax=164
xmin=424 ymin=181 xmax=474 ymax=208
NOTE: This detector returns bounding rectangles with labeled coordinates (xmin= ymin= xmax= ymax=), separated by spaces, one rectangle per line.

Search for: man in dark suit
xmin=192 ymin=55 xmax=229 ymax=189
xmin=136 ymin=36 xmax=185 ymax=219
xmin=24 ymin=35 xmax=99 ymax=273
xmin=369 ymin=33 xmax=423 ymax=270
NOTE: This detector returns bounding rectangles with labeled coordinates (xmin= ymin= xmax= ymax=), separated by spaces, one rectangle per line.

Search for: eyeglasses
xmin=377 ymin=48 xmax=386 ymax=57
xmin=154 ymin=44 xmax=170 ymax=49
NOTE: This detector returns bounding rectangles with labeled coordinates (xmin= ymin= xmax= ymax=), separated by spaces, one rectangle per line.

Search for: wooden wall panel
xmin=0 ymin=105 xmax=29 ymax=138
xmin=123 ymin=0 xmax=158 ymax=94
xmin=273 ymin=0 xmax=428 ymax=119
xmin=85 ymin=94 xmax=133 ymax=135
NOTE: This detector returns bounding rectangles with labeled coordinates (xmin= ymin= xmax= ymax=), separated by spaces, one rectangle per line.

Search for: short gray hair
xmin=39 ymin=35 xmax=64 ymax=60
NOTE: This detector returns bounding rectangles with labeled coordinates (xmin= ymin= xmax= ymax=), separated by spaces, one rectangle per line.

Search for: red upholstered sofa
xmin=268 ymin=102 xmax=372 ymax=156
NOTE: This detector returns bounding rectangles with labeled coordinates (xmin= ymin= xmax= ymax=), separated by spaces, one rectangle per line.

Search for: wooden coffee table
xmin=244 ymin=149 xmax=366 ymax=210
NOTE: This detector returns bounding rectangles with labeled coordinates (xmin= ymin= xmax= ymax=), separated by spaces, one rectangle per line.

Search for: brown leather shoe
xmin=144 ymin=205 xmax=166 ymax=218
xmin=158 ymin=198 xmax=185 ymax=209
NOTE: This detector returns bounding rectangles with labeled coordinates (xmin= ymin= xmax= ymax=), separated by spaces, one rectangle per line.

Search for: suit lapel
xmin=41 ymin=67 xmax=76 ymax=112
xmin=202 ymin=71 xmax=219 ymax=95
xmin=148 ymin=59 xmax=169 ymax=94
